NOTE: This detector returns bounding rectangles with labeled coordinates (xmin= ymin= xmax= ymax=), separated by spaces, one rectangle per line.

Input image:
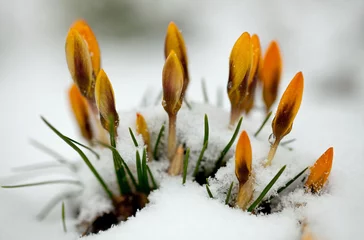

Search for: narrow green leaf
xmin=215 ymin=117 xmax=243 ymax=169
xmin=201 ymin=78 xmax=209 ymax=103
xmin=29 ymin=139 xmax=71 ymax=166
xmin=136 ymin=151 xmax=143 ymax=191
xmin=281 ymin=138 xmax=296 ymax=146
xmin=62 ymin=202 xmax=67 ymax=233
xmin=153 ymin=124 xmax=165 ymax=160
xmin=142 ymin=148 xmax=150 ymax=193
xmin=2 ymin=180 xmax=81 ymax=188
xmin=12 ymin=162 xmax=69 ymax=172
xmin=254 ymin=111 xmax=272 ymax=137
xmin=147 ymin=165 xmax=157 ymax=189
xmin=41 ymin=117 xmax=114 ymax=200
xmin=65 ymin=137 xmax=100 ymax=160
xmin=247 ymin=165 xmax=286 ymax=212
xmin=206 ymin=184 xmax=214 ymax=198
xmin=277 ymin=167 xmax=307 ymax=194
xmin=193 ymin=115 xmax=209 ymax=177
xmin=129 ymin=128 xmax=139 ymax=147
xmin=225 ymin=182 xmax=234 ymax=205
xmin=182 ymin=148 xmax=190 ymax=184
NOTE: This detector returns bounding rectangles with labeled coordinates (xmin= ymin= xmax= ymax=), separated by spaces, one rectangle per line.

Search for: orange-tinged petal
xmin=235 ymin=131 xmax=252 ymax=185
xmin=95 ymin=69 xmax=119 ymax=132
xmin=70 ymin=19 xmax=101 ymax=78
xmin=262 ymin=41 xmax=283 ymax=112
xmin=164 ymin=22 xmax=189 ymax=93
xmin=136 ymin=113 xmax=151 ymax=150
xmin=305 ymin=147 xmax=334 ymax=193
xmin=68 ymin=84 xmax=93 ymax=141
xmin=65 ymin=29 xmax=94 ymax=99
xmin=162 ymin=51 xmax=184 ymax=116
xmin=272 ymin=71 xmax=304 ymax=140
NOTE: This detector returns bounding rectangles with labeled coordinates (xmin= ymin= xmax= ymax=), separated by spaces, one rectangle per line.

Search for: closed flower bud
xmin=305 ymin=147 xmax=334 ymax=193
xmin=136 ymin=113 xmax=151 ymax=158
xmin=95 ymin=69 xmax=119 ymax=133
xmin=68 ymin=84 xmax=93 ymax=141
xmin=262 ymin=41 xmax=282 ymax=113
xmin=165 ymin=22 xmax=189 ymax=94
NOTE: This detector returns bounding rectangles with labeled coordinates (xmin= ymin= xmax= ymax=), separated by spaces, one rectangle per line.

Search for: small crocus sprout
xmin=227 ymin=32 xmax=252 ymax=126
xmin=261 ymin=41 xmax=283 ymax=113
xmin=162 ymin=51 xmax=184 ymax=160
xmin=164 ymin=22 xmax=189 ymax=94
xmin=265 ymin=71 xmax=304 ymax=166
xmin=244 ymin=34 xmax=261 ymax=114
xmin=65 ymin=28 xmax=94 ymax=100
xmin=136 ymin=113 xmax=152 ymax=160
xmin=305 ymin=147 xmax=334 ymax=193
xmin=168 ymin=145 xmax=184 ymax=176
xmin=68 ymin=84 xmax=93 ymax=142
xmin=235 ymin=131 xmax=254 ymax=210
xmin=95 ymin=69 xmax=119 ymax=134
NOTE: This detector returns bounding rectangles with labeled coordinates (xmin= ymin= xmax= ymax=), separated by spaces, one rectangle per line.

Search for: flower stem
xmin=168 ymin=114 xmax=177 ymax=161
xmin=265 ymin=139 xmax=280 ymax=167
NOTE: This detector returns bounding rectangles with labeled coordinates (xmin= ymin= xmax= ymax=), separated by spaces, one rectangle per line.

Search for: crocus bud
xmin=227 ymin=32 xmax=252 ymax=125
xmin=165 ymin=22 xmax=189 ymax=94
xmin=261 ymin=41 xmax=282 ymax=113
xmin=272 ymin=72 xmax=304 ymax=140
xmin=136 ymin=113 xmax=152 ymax=158
xmin=235 ymin=131 xmax=254 ymax=210
xmin=162 ymin=51 xmax=184 ymax=116
xmin=95 ymin=69 xmax=119 ymax=133
xmin=68 ymin=84 xmax=93 ymax=141
xmin=305 ymin=147 xmax=334 ymax=193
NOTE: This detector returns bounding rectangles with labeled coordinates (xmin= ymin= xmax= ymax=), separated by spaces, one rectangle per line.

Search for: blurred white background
xmin=0 ymin=0 xmax=363 ymax=239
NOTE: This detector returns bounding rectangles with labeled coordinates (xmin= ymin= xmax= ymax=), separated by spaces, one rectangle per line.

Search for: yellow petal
xmin=136 ymin=113 xmax=151 ymax=150
xmin=235 ymin=131 xmax=252 ymax=185
xmin=95 ymin=69 xmax=119 ymax=132
xmin=262 ymin=41 xmax=283 ymax=112
xmin=305 ymin=147 xmax=334 ymax=193
xmin=70 ymin=19 xmax=101 ymax=78
xmin=272 ymin=71 xmax=304 ymax=140
xmin=162 ymin=51 xmax=184 ymax=116
xmin=65 ymin=29 xmax=94 ymax=99
xmin=68 ymin=84 xmax=93 ymax=141
xmin=164 ymin=22 xmax=189 ymax=93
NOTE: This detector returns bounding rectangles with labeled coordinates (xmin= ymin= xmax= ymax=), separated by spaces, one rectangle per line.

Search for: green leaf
xmin=215 ymin=117 xmax=243 ymax=169
xmin=142 ymin=148 xmax=150 ymax=193
xmin=153 ymin=124 xmax=165 ymax=160
xmin=193 ymin=114 xmax=209 ymax=177
xmin=129 ymin=128 xmax=139 ymax=147
xmin=136 ymin=150 xmax=143 ymax=191
xmin=206 ymin=184 xmax=214 ymax=198
xmin=254 ymin=111 xmax=272 ymax=137
xmin=41 ymin=117 xmax=114 ymax=200
xmin=2 ymin=180 xmax=81 ymax=188
xmin=182 ymin=148 xmax=190 ymax=184
xmin=247 ymin=165 xmax=286 ymax=212
xmin=281 ymin=138 xmax=296 ymax=146
xmin=62 ymin=202 xmax=67 ymax=233
xmin=65 ymin=137 xmax=100 ymax=160
xmin=225 ymin=182 xmax=234 ymax=205
xmin=147 ymin=165 xmax=157 ymax=190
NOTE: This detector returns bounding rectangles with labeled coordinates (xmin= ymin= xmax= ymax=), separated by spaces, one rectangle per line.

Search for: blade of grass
xmin=129 ymin=128 xmax=139 ymax=147
xmin=41 ymin=117 xmax=114 ymax=200
xmin=225 ymin=182 xmax=234 ymax=205
xmin=29 ymin=139 xmax=69 ymax=165
xmin=205 ymin=180 xmax=214 ymax=198
xmin=62 ymin=202 xmax=67 ymax=233
xmin=147 ymin=165 xmax=157 ymax=189
xmin=65 ymin=137 xmax=100 ymax=160
xmin=247 ymin=165 xmax=286 ymax=212
xmin=2 ymin=180 xmax=81 ymax=188
xmin=254 ymin=111 xmax=272 ymax=137
xmin=182 ymin=148 xmax=190 ymax=184
xmin=142 ymin=148 xmax=150 ymax=193
xmin=193 ymin=114 xmax=209 ymax=177
xmin=153 ymin=124 xmax=165 ymax=160
xmin=201 ymin=78 xmax=209 ymax=103
xmin=215 ymin=117 xmax=243 ymax=169
xmin=136 ymin=150 xmax=144 ymax=191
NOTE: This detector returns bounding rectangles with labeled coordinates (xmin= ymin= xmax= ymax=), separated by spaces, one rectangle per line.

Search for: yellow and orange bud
xmin=235 ymin=131 xmax=254 ymax=210
xmin=305 ymin=147 xmax=334 ymax=193
xmin=261 ymin=41 xmax=283 ymax=112
xmin=162 ymin=51 xmax=184 ymax=117
xmin=244 ymin=34 xmax=261 ymax=114
xmin=68 ymin=84 xmax=93 ymax=141
xmin=168 ymin=145 xmax=184 ymax=176
xmin=272 ymin=71 xmax=304 ymax=140
xmin=164 ymin=22 xmax=189 ymax=94
xmin=227 ymin=32 xmax=252 ymax=125
xmin=136 ymin=113 xmax=151 ymax=155
xmin=95 ymin=69 xmax=119 ymax=133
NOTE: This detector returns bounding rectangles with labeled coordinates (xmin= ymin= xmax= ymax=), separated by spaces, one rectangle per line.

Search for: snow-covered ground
xmin=0 ymin=1 xmax=363 ymax=239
